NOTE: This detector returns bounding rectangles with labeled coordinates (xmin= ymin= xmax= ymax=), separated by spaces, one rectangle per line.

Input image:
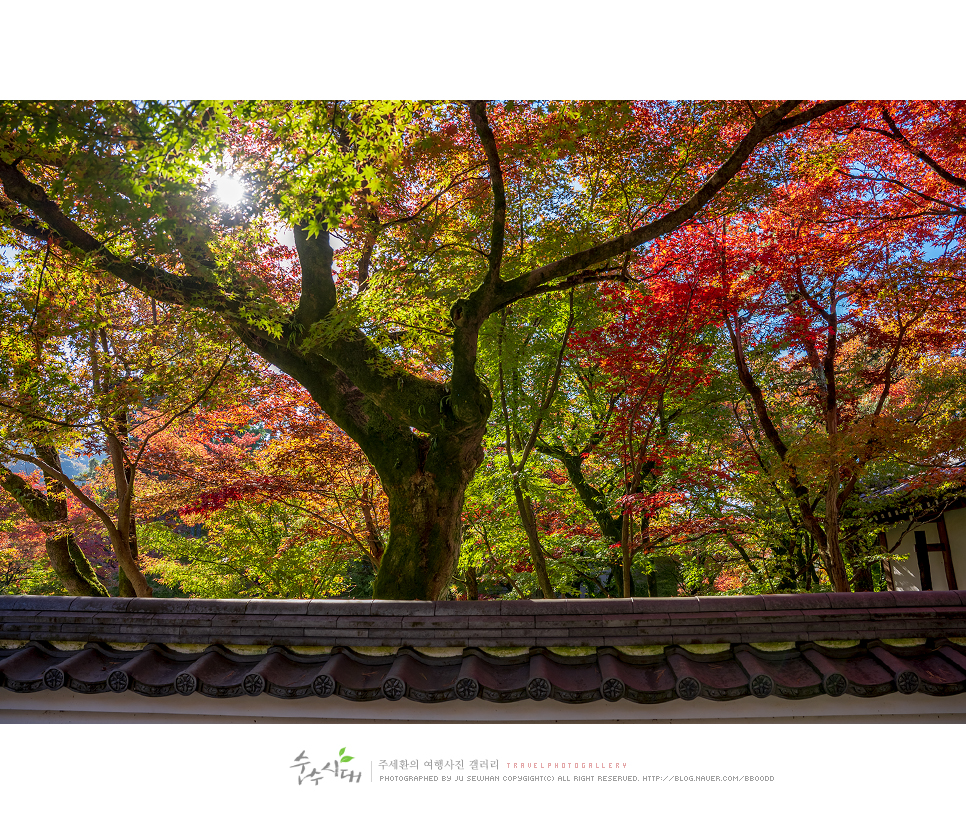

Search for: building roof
xmin=871 ymin=489 xmax=966 ymax=524
xmin=3 ymin=592 xmax=966 ymax=706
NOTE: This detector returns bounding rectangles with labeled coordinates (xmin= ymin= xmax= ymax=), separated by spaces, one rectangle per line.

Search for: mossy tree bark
xmin=1 ymin=450 xmax=108 ymax=596
xmin=8 ymin=447 xmax=154 ymax=597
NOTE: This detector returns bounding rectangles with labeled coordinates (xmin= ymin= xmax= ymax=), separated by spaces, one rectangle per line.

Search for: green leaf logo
xmin=339 ymin=747 xmax=354 ymax=763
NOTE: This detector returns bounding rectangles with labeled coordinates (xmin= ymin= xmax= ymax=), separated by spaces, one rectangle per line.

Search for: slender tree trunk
xmin=511 ymin=487 xmax=554 ymax=598
xmin=725 ymin=312 xmax=851 ymax=593
xmin=772 ymin=540 xmax=799 ymax=593
xmin=92 ymin=337 xmax=152 ymax=597
xmin=495 ymin=299 xmax=574 ymax=601
xmin=548 ymin=451 xmax=623 ymax=597
xmin=360 ymin=498 xmax=385 ymax=572
xmin=113 ymin=408 xmax=144 ymax=598
xmin=824 ymin=482 xmax=850 ymax=592
xmin=117 ymin=516 xmax=140 ymax=597
xmin=466 ymin=566 xmax=479 ymax=600
xmin=107 ymin=525 xmax=151 ymax=597
xmin=620 ymin=513 xmax=633 ymax=598
xmin=846 ymin=541 xmax=873 ymax=592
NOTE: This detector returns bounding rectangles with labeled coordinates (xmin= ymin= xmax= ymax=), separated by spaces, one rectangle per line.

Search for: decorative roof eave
xmin=871 ymin=494 xmax=966 ymax=525
xmin=2 ymin=593 xmax=966 ymax=706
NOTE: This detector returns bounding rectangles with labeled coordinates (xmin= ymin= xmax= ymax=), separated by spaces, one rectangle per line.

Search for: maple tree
xmin=564 ymin=272 xmax=724 ymax=597
xmin=0 ymin=235 xmax=242 ymax=596
xmin=819 ymin=101 xmax=965 ymax=234
xmin=136 ymin=369 xmax=389 ymax=597
xmin=638 ymin=127 xmax=966 ymax=592
xmin=0 ymin=250 xmax=111 ymax=595
xmin=0 ymin=100 xmax=846 ymax=599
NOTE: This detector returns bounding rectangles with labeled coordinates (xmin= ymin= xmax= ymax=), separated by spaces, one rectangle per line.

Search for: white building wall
xmin=885 ymin=506 xmax=966 ymax=591
xmin=940 ymin=507 xmax=966 ymax=588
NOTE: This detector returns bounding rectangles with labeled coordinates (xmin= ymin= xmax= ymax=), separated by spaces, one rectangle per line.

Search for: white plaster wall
xmin=939 ymin=507 xmax=966 ymax=589
xmin=885 ymin=506 xmax=966 ymax=590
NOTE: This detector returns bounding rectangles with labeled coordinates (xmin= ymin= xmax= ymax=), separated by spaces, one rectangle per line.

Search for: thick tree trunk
xmin=371 ymin=472 xmax=468 ymax=600
xmin=371 ymin=434 xmax=485 ymax=600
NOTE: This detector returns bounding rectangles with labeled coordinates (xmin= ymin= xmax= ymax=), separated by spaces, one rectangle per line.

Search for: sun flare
xmin=214 ymin=175 xmax=245 ymax=207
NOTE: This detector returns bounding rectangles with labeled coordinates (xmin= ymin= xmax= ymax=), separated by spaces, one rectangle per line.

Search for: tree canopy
xmin=2 ymin=99 xmax=963 ymax=600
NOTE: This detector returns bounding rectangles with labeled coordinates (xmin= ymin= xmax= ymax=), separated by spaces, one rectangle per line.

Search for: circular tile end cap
xmin=455 ymin=677 xmax=479 ymax=701
xmin=243 ymin=673 xmax=266 ymax=696
xmin=823 ymin=673 xmax=847 ymax=697
xmin=175 ymin=673 xmax=197 ymax=696
xmin=750 ymin=674 xmax=774 ymax=699
xmin=312 ymin=674 xmax=335 ymax=698
xmin=43 ymin=667 xmax=65 ymax=690
xmin=383 ymin=677 xmax=407 ymax=701
xmin=676 ymin=676 xmax=701 ymax=701
xmin=527 ymin=677 xmax=551 ymax=701
xmin=896 ymin=670 xmax=920 ymax=695
xmin=600 ymin=677 xmax=625 ymax=702
xmin=108 ymin=670 xmax=129 ymax=693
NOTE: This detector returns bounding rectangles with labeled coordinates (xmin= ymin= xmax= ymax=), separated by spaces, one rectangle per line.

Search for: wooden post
xmin=878 ymin=532 xmax=894 ymax=591
xmin=936 ymin=514 xmax=958 ymax=590
xmin=914 ymin=531 xmax=933 ymax=591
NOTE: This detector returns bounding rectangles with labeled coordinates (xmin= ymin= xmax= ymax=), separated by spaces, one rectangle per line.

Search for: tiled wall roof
xmin=2 ymin=591 xmax=965 ymax=648
xmin=2 ymin=592 xmax=966 ymax=705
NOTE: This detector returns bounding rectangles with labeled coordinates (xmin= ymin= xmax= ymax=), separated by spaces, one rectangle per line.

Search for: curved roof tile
xmin=3 ymin=593 xmax=966 ymax=706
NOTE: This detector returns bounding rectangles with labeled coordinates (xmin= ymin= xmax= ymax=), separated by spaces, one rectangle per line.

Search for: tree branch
xmin=485 ymin=101 xmax=848 ymax=314
xmin=879 ymin=107 xmax=966 ymax=192
xmin=1 ymin=466 xmax=59 ymax=524
xmin=293 ymin=225 xmax=337 ymax=327
xmin=1 ymin=448 xmax=117 ymax=531
xmin=468 ymin=100 xmax=507 ymax=286
xmin=0 ymin=162 xmax=242 ymax=314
